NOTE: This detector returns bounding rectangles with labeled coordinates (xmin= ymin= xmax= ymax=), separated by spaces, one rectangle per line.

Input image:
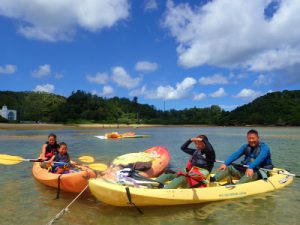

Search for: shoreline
xmin=0 ymin=123 xmax=209 ymax=130
xmin=0 ymin=123 xmax=298 ymax=130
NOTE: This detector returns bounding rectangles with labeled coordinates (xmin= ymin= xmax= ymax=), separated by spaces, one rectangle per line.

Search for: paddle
xmin=215 ymin=159 xmax=300 ymax=178
xmin=78 ymin=155 xmax=95 ymax=163
xmin=0 ymin=154 xmax=107 ymax=171
xmin=0 ymin=154 xmax=44 ymax=165
xmin=85 ymin=163 xmax=107 ymax=171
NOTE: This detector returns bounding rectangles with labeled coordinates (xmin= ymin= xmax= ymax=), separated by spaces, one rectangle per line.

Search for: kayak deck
xmin=89 ymin=169 xmax=294 ymax=206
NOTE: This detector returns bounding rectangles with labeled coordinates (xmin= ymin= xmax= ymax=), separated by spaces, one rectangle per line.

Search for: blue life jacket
xmin=241 ymin=144 xmax=273 ymax=169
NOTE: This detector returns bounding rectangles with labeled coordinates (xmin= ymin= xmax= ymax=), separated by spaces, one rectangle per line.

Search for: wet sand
xmin=0 ymin=123 xmax=165 ymax=130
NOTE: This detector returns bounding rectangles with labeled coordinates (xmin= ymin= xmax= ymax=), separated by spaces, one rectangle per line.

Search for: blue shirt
xmin=224 ymin=142 xmax=272 ymax=169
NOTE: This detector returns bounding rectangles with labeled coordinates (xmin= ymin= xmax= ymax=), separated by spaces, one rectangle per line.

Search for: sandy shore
xmin=0 ymin=123 xmax=167 ymax=130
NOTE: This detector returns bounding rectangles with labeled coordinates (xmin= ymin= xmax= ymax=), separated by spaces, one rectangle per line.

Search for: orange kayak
xmin=32 ymin=162 xmax=96 ymax=193
xmin=141 ymin=146 xmax=171 ymax=177
xmin=111 ymin=146 xmax=171 ymax=178
xmin=105 ymin=132 xmax=136 ymax=138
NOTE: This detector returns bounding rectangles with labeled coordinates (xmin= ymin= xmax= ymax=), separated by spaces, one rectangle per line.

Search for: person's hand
xmin=245 ymin=168 xmax=254 ymax=178
xmin=218 ymin=164 xmax=227 ymax=171
xmin=191 ymin=137 xmax=202 ymax=142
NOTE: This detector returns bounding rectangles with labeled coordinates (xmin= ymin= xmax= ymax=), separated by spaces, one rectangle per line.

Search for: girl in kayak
xmin=39 ymin=133 xmax=60 ymax=161
xmin=156 ymin=135 xmax=216 ymax=189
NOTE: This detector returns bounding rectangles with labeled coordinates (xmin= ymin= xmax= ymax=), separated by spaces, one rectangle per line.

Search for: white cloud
xmin=0 ymin=64 xmax=17 ymax=74
xmin=112 ymin=66 xmax=142 ymax=89
xmin=193 ymin=92 xmax=206 ymax=100
xmin=92 ymin=85 xmax=114 ymax=97
xmin=145 ymin=0 xmax=158 ymax=11
xmin=135 ymin=61 xmax=158 ymax=72
xmin=33 ymin=84 xmax=55 ymax=93
xmin=209 ymin=87 xmax=227 ymax=98
xmin=145 ymin=77 xmax=197 ymax=100
xmin=129 ymin=86 xmax=147 ymax=96
xmin=163 ymin=0 xmax=300 ymax=73
xmin=32 ymin=64 xmax=51 ymax=78
xmin=102 ymin=85 xmax=114 ymax=96
xmin=234 ymin=88 xmax=262 ymax=100
xmin=199 ymin=74 xmax=229 ymax=85
xmin=0 ymin=0 xmax=130 ymax=41
xmin=86 ymin=72 xmax=109 ymax=84
xmin=254 ymin=74 xmax=272 ymax=86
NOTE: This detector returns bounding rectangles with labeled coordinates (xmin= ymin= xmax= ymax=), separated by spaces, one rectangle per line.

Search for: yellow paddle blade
xmin=78 ymin=156 xmax=95 ymax=163
xmin=88 ymin=163 xmax=108 ymax=171
xmin=0 ymin=154 xmax=24 ymax=165
xmin=112 ymin=152 xmax=152 ymax=165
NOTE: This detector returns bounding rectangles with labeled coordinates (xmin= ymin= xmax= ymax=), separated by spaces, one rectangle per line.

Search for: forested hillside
xmin=0 ymin=90 xmax=299 ymax=125
xmin=221 ymin=90 xmax=300 ymax=126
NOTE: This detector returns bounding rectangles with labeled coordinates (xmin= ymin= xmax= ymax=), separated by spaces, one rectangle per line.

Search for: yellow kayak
xmin=89 ymin=168 xmax=294 ymax=206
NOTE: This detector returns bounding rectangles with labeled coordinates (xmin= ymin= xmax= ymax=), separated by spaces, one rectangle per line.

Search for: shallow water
xmin=0 ymin=127 xmax=299 ymax=225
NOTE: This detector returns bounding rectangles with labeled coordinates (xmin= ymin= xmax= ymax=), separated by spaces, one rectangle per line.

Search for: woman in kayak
xmin=39 ymin=133 xmax=60 ymax=161
xmin=156 ymin=135 xmax=216 ymax=189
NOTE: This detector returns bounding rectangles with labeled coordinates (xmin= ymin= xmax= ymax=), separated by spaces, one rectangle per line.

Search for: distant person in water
xmin=211 ymin=129 xmax=273 ymax=184
xmin=39 ymin=133 xmax=60 ymax=161
xmin=156 ymin=135 xmax=216 ymax=189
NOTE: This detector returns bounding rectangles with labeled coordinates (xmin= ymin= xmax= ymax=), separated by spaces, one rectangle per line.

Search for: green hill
xmin=0 ymin=90 xmax=299 ymax=125
xmin=0 ymin=91 xmax=66 ymax=122
xmin=221 ymin=90 xmax=300 ymax=126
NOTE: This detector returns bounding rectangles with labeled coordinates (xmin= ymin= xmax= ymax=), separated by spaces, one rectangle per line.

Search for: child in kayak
xmin=156 ymin=135 xmax=216 ymax=188
xmin=49 ymin=142 xmax=73 ymax=174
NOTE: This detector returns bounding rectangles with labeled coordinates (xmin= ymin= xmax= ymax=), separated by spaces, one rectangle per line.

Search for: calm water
xmin=0 ymin=127 xmax=299 ymax=225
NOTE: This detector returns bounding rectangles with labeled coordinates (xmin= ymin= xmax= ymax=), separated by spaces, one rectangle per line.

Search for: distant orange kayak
xmin=32 ymin=162 xmax=96 ymax=193
xmin=105 ymin=132 xmax=136 ymax=138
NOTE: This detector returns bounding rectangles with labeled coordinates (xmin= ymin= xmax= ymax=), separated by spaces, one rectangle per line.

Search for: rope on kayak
xmin=46 ymin=185 xmax=89 ymax=225
xmin=55 ymin=174 xmax=63 ymax=199
xmin=125 ymin=187 xmax=143 ymax=214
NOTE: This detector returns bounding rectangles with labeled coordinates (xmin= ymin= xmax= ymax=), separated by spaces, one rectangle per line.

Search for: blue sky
xmin=0 ymin=0 xmax=299 ymax=111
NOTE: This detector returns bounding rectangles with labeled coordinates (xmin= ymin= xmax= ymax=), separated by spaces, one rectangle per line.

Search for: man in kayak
xmin=156 ymin=135 xmax=216 ymax=188
xmin=211 ymin=129 xmax=273 ymax=184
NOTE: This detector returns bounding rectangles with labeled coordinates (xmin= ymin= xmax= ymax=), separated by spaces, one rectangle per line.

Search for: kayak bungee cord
xmin=55 ymin=174 xmax=63 ymax=199
xmin=125 ymin=187 xmax=143 ymax=214
xmin=46 ymin=185 xmax=89 ymax=225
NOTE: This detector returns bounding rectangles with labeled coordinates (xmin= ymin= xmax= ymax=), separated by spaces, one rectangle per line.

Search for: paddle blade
xmin=78 ymin=156 xmax=95 ymax=163
xmin=88 ymin=163 xmax=108 ymax=171
xmin=0 ymin=154 xmax=24 ymax=165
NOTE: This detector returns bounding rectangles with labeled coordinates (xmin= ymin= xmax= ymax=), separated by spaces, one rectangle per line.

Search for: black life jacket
xmin=244 ymin=145 xmax=261 ymax=160
xmin=190 ymin=151 xmax=208 ymax=169
xmin=45 ymin=142 xmax=60 ymax=159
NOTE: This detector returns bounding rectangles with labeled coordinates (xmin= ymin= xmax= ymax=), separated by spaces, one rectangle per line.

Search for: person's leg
xmin=164 ymin=175 xmax=187 ymax=189
xmin=212 ymin=165 xmax=243 ymax=182
xmin=236 ymin=171 xmax=258 ymax=184
xmin=155 ymin=173 xmax=178 ymax=184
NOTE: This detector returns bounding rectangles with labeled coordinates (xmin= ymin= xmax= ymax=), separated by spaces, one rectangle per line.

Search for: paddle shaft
xmin=215 ymin=160 xmax=299 ymax=178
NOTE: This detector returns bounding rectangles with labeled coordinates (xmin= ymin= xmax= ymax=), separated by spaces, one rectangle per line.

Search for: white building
xmin=0 ymin=105 xmax=17 ymax=121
